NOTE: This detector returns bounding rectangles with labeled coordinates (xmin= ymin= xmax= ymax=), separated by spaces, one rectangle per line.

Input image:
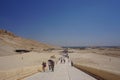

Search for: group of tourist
xmin=59 ymin=57 xmax=66 ymax=63
xmin=42 ymin=59 xmax=55 ymax=72
xmin=42 ymin=48 xmax=72 ymax=72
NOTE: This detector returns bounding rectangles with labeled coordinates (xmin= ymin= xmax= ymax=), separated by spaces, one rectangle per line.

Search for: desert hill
xmin=0 ymin=29 xmax=58 ymax=56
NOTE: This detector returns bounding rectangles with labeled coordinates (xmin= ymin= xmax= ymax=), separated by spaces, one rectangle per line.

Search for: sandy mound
xmin=0 ymin=29 xmax=60 ymax=56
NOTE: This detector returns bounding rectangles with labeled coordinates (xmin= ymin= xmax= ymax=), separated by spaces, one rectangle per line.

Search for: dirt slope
xmin=0 ymin=29 xmax=58 ymax=56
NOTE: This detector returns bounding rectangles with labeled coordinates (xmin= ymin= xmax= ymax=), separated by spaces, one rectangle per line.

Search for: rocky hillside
xmin=0 ymin=29 xmax=58 ymax=56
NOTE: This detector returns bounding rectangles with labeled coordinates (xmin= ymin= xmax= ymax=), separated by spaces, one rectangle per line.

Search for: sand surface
xmin=69 ymin=53 xmax=120 ymax=75
xmin=0 ymin=51 xmax=60 ymax=80
xmin=23 ymin=58 xmax=97 ymax=80
xmin=0 ymin=49 xmax=120 ymax=80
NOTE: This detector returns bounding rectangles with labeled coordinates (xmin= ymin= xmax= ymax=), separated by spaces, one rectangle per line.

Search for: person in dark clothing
xmin=61 ymin=59 xmax=62 ymax=63
xmin=59 ymin=57 xmax=63 ymax=63
xmin=51 ymin=60 xmax=55 ymax=71
xmin=63 ymin=59 xmax=65 ymax=63
xmin=42 ymin=62 xmax=46 ymax=72
xmin=48 ymin=59 xmax=55 ymax=72
xmin=71 ymin=61 xmax=73 ymax=66
xmin=48 ymin=60 xmax=52 ymax=71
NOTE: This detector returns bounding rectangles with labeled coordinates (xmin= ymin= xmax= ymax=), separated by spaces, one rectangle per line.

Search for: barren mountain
xmin=0 ymin=29 xmax=58 ymax=56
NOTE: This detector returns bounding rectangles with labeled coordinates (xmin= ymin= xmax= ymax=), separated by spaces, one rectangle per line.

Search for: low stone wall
xmin=74 ymin=64 xmax=120 ymax=80
xmin=0 ymin=65 xmax=42 ymax=80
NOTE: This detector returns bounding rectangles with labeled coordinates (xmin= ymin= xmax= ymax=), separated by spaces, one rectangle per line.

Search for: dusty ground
xmin=69 ymin=53 xmax=120 ymax=74
xmin=0 ymin=51 xmax=60 ymax=80
xmin=68 ymin=48 xmax=120 ymax=80
xmin=68 ymin=47 xmax=120 ymax=57
xmin=0 ymin=48 xmax=120 ymax=80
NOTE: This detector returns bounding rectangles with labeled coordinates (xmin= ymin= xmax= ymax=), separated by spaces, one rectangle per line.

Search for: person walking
xmin=71 ymin=61 xmax=73 ymax=66
xmin=51 ymin=60 xmax=55 ymax=72
xmin=42 ymin=61 xmax=46 ymax=72
xmin=48 ymin=60 xmax=52 ymax=71
xmin=63 ymin=58 xmax=65 ymax=63
xmin=48 ymin=59 xmax=55 ymax=72
xmin=59 ymin=57 xmax=63 ymax=63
